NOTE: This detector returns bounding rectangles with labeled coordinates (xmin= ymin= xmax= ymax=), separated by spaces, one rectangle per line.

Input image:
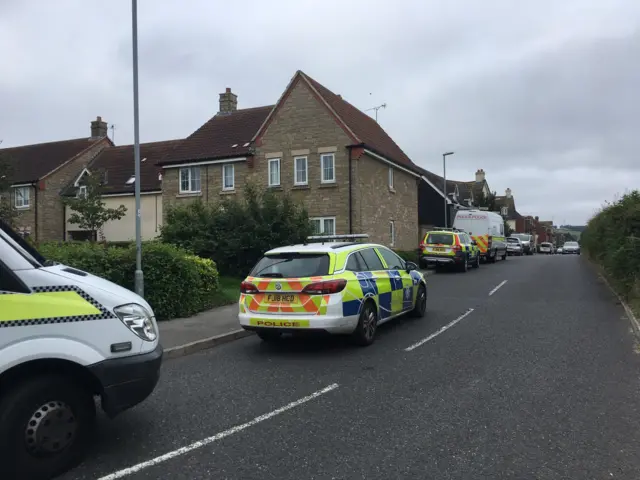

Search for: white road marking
xmin=404 ymin=308 xmax=475 ymax=352
xmin=97 ymin=383 xmax=340 ymax=480
xmin=488 ymin=280 xmax=508 ymax=296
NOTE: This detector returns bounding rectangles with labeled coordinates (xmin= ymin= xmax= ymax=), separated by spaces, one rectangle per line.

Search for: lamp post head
xmin=443 ymin=151 xmax=454 ymax=157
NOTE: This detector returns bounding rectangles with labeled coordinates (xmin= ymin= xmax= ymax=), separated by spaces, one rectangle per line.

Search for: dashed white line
xmin=404 ymin=308 xmax=475 ymax=352
xmin=488 ymin=280 xmax=508 ymax=296
xmin=97 ymin=383 xmax=340 ymax=480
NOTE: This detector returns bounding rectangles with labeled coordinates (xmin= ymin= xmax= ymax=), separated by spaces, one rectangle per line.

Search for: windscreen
xmin=511 ymin=234 xmax=530 ymax=241
xmin=250 ymin=253 xmax=330 ymax=278
xmin=541 ymin=242 xmax=552 ymax=247
xmin=565 ymin=242 xmax=579 ymax=247
xmin=507 ymin=238 xmax=520 ymax=243
xmin=425 ymin=233 xmax=454 ymax=245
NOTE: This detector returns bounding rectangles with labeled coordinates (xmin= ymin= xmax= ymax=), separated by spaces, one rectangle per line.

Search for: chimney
xmin=505 ymin=188 xmax=512 ymax=198
xmin=475 ymin=168 xmax=485 ymax=183
xmin=90 ymin=116 xmax=108 ymax=138
xmin=219 ymin=88 xmax=238 ymax=114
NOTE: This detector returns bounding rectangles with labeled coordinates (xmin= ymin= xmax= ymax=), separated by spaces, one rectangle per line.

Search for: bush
xmin=38 ymin=241 xmax=219 ymax=321
xmin=395 ymin=249 xmax=420 ymax=265
xmin=582 ymin=190 xmax=640 ymax=300
xmin=161 ymin=183 xmax=314 ymax=276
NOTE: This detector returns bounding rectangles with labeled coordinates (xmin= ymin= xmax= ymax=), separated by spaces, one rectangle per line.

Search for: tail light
xmin=419 ymin=243 xmax=426 ymax=250
xmin=487 ymin=235 xmax=493 ymax=247
xmin=452 ymin=245 xmax=461 ymax=252
xmin=302 ymin=279 xmax=347 ymax=295
xmin=240 ymin=281 xmax=259 ymax=294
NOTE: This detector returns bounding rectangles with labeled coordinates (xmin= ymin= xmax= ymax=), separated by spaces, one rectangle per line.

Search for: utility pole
xmin=443 ymin=152 xmax=454 ymax=227
xmin=131 ymin=0 xmax=143 ymax=296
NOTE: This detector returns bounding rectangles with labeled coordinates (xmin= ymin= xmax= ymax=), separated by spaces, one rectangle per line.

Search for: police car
xmin=238 ymin=235 xmax=428 ymax=346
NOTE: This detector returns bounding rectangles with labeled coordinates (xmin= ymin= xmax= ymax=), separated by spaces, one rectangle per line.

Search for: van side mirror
xmin=406 ymin=261 xmax=418 ymax=272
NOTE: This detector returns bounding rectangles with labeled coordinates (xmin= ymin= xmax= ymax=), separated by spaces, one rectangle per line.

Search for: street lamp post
xmin=442 ymin=152 xmax=454 ymax=227
xmin=131 ymin=0 xmax=143 ymax=296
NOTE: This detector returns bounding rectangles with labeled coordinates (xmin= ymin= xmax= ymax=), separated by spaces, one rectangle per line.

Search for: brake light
xmin=487 ymin=235 xmax=493 ymax=247
xmin=302 ymin=279 xmax=347 ymax=295
xmin=419 ymin=243 xmax=426 ymax=250
xmin=452 ymin=245 xmax=461 ymax=252
xmin=240 ymin=281 xmax=259 ymax=294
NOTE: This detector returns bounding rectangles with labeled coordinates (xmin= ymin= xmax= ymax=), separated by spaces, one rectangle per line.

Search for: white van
xmin=0 ymin=219 xmax=162 ymax=480
xmin=452 ymin=209 xmax=508 ymax=263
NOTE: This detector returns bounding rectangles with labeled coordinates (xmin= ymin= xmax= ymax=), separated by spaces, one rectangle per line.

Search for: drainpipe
xmin=34 ymin=181 xmax=39 ymax=242
xmin=348 ymin=147 xmax=353 ymax=234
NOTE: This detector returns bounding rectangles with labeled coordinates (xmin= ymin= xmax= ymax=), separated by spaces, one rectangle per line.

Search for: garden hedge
xmin=582 ymin=190 xmax=640 ymax=306
xmin=38 ymin=241 xmax=219 ymax=321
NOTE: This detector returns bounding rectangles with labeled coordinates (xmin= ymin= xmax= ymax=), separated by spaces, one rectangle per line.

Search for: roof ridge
xmin=106 ymin=139 xmax=184 ymax=150
xmin=0 ymin=136 xmax=93 ymax=151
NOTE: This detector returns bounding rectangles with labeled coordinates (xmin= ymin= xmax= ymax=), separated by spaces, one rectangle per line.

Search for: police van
xmin=0 ymin=219 xmax=163 ymax=479
xmin=452 ymin=209 xmax=508 ymax=263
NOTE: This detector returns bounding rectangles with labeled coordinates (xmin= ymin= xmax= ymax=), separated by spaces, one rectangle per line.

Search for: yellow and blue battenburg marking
xmin=0 ymin=285 xmax=115 ymax=327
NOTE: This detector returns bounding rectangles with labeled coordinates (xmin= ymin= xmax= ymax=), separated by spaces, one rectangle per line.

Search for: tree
xmin=0 ymin=151 xmax=18 ymax=227
xmin=63 ymin=171 xmax=127 ymax=241
xmin=477 ymin=191 xmax=497 ymax=211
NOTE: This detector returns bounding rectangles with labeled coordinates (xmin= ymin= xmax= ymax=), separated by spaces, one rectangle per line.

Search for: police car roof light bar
xmin=305 ymin=234 xmax=369 ymax=245
xmin=434 ymin=227 xmax=464 ymax=232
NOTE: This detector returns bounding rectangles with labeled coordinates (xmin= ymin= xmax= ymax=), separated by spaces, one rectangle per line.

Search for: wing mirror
xmin=406 ymin=261 xmax=418 ymax=272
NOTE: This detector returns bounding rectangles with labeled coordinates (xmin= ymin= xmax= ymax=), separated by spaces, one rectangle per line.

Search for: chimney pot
xmin=219 ymin=88 xmax=238 ymax=113
xmin=475 ymin=168 xmax=485 ymax=183
xmin=90 ymin=116 xmax=108 ymax=139
xmin=505 ymin=187 xmax=512 ymax=198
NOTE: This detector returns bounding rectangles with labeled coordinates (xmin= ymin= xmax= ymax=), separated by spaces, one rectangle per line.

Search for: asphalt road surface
xmin=61 ymin=254 xmax=640 ymax=480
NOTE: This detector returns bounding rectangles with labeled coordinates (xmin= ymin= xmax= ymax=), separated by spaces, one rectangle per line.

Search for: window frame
xmin=222 ymin=163 xmax=235 ymax=191
xmin=388 ymin=167 xmax=394 ymax=190
xmin=358 ymin=247 xmax=385 ymax=271
xmin=77 ymin=185 xmax=88 ymax=199
xmin=268 ymin=158 xmax=281 ymax=187
xmin=389 ymin=220 xmax=396 ymax=247
xmin=179 ymin=166 xmax=201 ymax=194
xmin=310 ymin=216 xmax=336 ymax=236
xmin=345 ymin=251 xmax=368 ymax=272
xmin=376 ymin=246 xmax=406 ymax=271
xmin=320 ymin=153 xmax=336 ymax=184
xmin=294 ymin=156 xmax=308 ymax=186
xmin=14 ymin=186 xmax=30 ymax=209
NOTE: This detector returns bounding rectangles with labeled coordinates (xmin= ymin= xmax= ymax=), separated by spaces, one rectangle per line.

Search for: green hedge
xmin=395 ymin=249 xmax=420 ymax=265
xmin=582 ymin=191 xmax=640 ymax=305
xmin=160 ymin=184 xmax=313 ymax=276
xmin=38 ymin=241 xmax=219 ymax=321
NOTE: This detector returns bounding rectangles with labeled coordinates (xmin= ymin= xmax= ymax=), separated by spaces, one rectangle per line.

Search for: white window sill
xmin=220 ymin=189 xmax=236 ymax=195
xmin=176 ymin=192 xmax=202 ymax=198
xmin=321 ymin=179 xmax=336 ymax=185
xmin=14 ymin=205 xmax=30 ymax=210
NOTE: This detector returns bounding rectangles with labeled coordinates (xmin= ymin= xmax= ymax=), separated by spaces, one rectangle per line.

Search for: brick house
xmin=62 ymin=139 xmax=181 ymax=241
xmin=0 ymin=117 xmax=112 ymax=241
xmin=159 ymin=70 xmax=423 ymax=250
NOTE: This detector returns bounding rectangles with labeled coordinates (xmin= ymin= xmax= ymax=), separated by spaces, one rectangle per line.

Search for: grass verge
xmin=211 ymin=276 xmax=242 ymax=307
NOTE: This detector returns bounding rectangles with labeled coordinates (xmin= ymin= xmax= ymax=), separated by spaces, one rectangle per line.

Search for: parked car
xmin=452 ymin=210 xmax=508 ymax=263
xmin=557 ymin=247 xmax=563 ymax=254
xmin=506 ymin=237 xmax=523 ymax=256
xmin=419 ymin=228 xmax=480 ymax=272
xmin=510 ymin=233 xmax=535 ymax=255
xmin=539 ymin=242 xmax=553 ymax=254
xmin=562 ymin=241 xmax=581 ymax=255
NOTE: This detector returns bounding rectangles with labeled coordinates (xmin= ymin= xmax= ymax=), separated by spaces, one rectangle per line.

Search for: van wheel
xmin=501 ymin=250 xmax=507 ymax=260
xmin=488 ymin=251 xmax=497 ymax=263
xmin=0 ymin=375 xmax=96 ymax=480
xmin=473 ymin=255 xmax=480 ymax=269
xmin=352 ymin=300 xmax=378 ymax=346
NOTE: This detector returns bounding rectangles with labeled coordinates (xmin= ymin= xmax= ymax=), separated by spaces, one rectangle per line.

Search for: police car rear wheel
xmin=0 ymin=374 xmax=96 ymax=480
xmin=352 ymin=301 xmax=378 ymax=346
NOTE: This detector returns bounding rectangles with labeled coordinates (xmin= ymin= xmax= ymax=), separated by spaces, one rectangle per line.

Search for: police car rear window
xmin=250 ymin=254 xmax=330 ymax=278
xmin=425 ymin=233 xmax=454 ymax=245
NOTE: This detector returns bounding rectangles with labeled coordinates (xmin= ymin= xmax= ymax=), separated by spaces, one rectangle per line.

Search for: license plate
xmin=266 ymin=294 xmax=296 ymax=303
xmin=432 ymin=247 xmax=445 ymax=252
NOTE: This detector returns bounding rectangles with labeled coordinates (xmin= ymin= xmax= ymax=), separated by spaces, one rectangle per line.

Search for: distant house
xmin=0 ymin=117 xmax=112 ymax=241
xmin=63 ymin=139 xmax=181 ymax=241
xmin=494 ymin=188 xmax=523 ymax=232
xmin=158 ymin=70 xmax=424 ymax=250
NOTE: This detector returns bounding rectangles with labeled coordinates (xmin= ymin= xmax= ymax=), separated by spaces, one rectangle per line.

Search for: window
xmin=222 ymin=164 xmax=235 ymax=190
xmin=501 ymin=206 xmax=508 ymax=216
xmin=179 ymin=167 xmax=201 ymax=193
xmin=250 ymin=253 xmax=330 ymax=278
xmin=388 ymin=167 xmax=394 ymax=189
xmin=268 ymin=158 xmax=281 ymax=186
xmin=378 ymin=247 xmax=405 ymax=270
xmin=425 ymin=233 xmax=454 ymax=245
xmin=321 ymin=153 xmax=335 ymax=183
xmin=499 ymin=223 xmax=504 ymax=235
xmin=294 ymin=156 xmax=308 ymax=185
xmin=77 ymin=186 xmax=87 ymax=198
xmin=359 ymin=248 xmax=385 ymax=271
xmin=14 ymin=187 xmax=30 ymax=208
xmin=389 ymin=220 xmax=396 ymax=247
xmin=310 ymin=216 xmax=335 ymax=235
xmin=345 ymin=251 xmax=368 ymax=272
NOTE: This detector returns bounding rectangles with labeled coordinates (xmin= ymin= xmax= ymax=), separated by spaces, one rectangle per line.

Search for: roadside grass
xmin=211 ymin=276 xmax=242 ymax=307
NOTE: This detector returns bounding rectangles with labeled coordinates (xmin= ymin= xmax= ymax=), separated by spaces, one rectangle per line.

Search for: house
xmin=63 ymin=139 xmax=181 ymax=241
xmin=494 ymin=188 xmax=523 ymax=232
xmin=158 ymin=70 xmax=423 ymax=250
xmin=0 ymin=117 xmax=112 ymax=241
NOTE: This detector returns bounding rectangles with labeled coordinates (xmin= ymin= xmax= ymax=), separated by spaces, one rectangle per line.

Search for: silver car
xmin=506 ymin=237 xmax=523 ymax=256
xmin=562 ymin=241 xmax=580 ymax=255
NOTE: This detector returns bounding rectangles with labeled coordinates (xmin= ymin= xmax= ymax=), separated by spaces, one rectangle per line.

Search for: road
xmin=61 ymin=254 xmax=640 ymax=480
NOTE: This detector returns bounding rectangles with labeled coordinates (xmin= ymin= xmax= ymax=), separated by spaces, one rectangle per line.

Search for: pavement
xmin=60 ymin=254 xmax=640 ymax=480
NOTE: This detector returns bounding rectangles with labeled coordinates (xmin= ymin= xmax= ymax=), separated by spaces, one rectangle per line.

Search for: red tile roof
xmin=300 ymin=71 xmax=418 ymax=171
xmin=158 ymin=106 xmax=274 ymax=166
xmin=0 ymin=137 xmax=106 ymax=184
xmin=82 ymin=140 xmax=182 ymax=194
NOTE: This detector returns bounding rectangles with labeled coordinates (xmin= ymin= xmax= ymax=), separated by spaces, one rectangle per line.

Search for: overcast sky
xmin=1 ymin=0 xmax=638 ymax=225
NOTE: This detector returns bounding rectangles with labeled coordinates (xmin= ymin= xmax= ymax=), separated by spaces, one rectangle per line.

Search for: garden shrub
xmin=395 ymin=249 xmax=420 ymax=265
xmin=38 ymin=241 xmax=219 ymax=321
xmin=582 ymin=190 xmax=640 ymax=301
xmin=161 ymin=183 xmax=314 ymax=276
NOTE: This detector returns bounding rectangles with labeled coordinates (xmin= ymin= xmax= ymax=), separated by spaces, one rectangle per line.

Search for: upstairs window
xmin=222 ymin=164 xmax=235 ymax=190
xmin=388 ymin=167 xmax=394 ymax=189
xmin=321 ymin=153 xmax=335 ymax=183
xmin=14 ymin=186 xmax=30 ymax=208
xmin=179 ymin=167 xmax=201 ymax=193
xmin=295 ymin=156 xmax=308 ymax=185
xmin=268 ymin=158 xmax=281 ymax=186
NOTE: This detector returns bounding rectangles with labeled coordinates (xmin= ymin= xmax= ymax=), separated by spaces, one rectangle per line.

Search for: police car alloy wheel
xmin=0 ymin=374 xmax=96 ymax=480
xmin=473 ymin=254 xmax=480 ymax=268
xmin=352 ymin=301 xmax=378 ymax=346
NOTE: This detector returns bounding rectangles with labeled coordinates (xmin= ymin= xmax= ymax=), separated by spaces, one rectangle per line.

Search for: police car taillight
xmin=241 ymin=281 xmax=259 ymax=294
xmin=302 ymin=279 xmax=347 ymax=295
